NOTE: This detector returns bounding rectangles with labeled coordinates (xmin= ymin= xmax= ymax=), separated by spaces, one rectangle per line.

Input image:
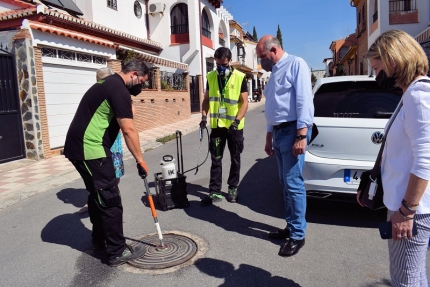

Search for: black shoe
xmin=201 ymin=192 xmax=222 ymax=206
xmin=278 ymin=238 xmax=305 ymax=257
xmin=108 ymin=244 xmax=146 ymax=267
xmin=227 ymin=187 xmax=238 ymax=203
xmin=268 ymin=228 xmax=290 ymax=240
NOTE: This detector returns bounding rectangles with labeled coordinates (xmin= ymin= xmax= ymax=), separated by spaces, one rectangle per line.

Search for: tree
xmin=253 ymin=26 xmax=258 ymax=41
xmin=276 ymin=24 xmax=283 ymax=49
xmin=311 ymin=73 xmax=317 ymax=84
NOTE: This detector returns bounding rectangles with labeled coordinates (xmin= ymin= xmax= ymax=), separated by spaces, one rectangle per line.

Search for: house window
xmin=41 ymin=47 xmax=107 ymax=65
xmin=171 ymin=3 xmax=188 ymax=34
xmin=206 ymin=61 xmax=214 ymax=74
xmin=107 ymin=0 xmax=117 ymax=10
xmin=202 ymin=10 xmax=211 ymax=39
xmin=373 ymin=0 xmax=378 ymax=23
xmin=76 ymin=52 xmax=92 ymax=63
xmin=58 ymin=50 xmax=74 ymax=60
xmin=339 ymin=47 xmax=348 ymax=61
xmin=389 ymin=0 xmax=415 ymax=12
xmin=41 ymin=47 xmax=56 ymax=58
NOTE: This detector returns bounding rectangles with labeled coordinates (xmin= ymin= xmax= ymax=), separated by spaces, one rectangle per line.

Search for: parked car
xmin=303 ymin=75 xmax=402 ymax=200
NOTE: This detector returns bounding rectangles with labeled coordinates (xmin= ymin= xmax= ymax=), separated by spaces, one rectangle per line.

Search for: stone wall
xmin=13 ymin=29 xmax=46 ymax=160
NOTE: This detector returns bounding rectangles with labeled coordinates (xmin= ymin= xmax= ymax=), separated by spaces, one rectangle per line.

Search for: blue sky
xmin=223 ymin=0 xmax=356 ymax=70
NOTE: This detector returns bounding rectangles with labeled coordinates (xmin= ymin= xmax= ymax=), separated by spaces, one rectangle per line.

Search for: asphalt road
xmin=0 ymin=104 xmax=428 ymax=287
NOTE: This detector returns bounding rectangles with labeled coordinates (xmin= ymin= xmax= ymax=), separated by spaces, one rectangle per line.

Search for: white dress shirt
xmin=382 ymin=78 xmax=430 ymax=213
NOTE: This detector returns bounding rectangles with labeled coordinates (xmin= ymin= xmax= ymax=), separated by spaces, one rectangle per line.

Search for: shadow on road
xmin=237 ymin=156 xmax=386 ymax=229
xmin=195 ymin=257 xmax=302 ymax=287
xmin=41 ymin=188 xmax=94 ymax=253
xmin=183 ymin=182 xmax=280 ymax=243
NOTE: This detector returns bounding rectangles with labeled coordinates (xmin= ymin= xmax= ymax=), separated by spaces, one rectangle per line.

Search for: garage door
xmin=43 ymin=64 xmax=97 ymax=149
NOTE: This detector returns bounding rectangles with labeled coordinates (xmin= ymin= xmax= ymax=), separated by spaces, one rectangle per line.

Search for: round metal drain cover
xmin=128 ymin=233 xmax=198 ymax=269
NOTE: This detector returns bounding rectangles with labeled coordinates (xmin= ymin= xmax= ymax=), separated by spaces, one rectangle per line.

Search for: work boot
xmin=108 ymin=244 xmax=146 ymax=267
xmin=201 ymin=192 xmax=222 ymax=206
xmin=227 ymin=187 xmax=238 ymax=203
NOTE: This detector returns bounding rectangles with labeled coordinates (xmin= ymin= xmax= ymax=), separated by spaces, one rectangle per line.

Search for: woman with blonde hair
xmin=358 ymin=29 xmax=430 ymax=286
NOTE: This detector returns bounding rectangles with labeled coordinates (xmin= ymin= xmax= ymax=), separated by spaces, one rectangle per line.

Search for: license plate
xmin=344 ymin=169 xmax=363 ymax=185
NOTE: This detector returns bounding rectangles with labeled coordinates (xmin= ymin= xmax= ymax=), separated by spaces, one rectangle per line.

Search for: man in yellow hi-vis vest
xmin=199 ymin=47 xmax=249 ymax=206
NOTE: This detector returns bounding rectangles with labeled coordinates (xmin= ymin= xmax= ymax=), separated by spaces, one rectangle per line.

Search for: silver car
xmin=304 ymin=75 xmax=402 ymax=200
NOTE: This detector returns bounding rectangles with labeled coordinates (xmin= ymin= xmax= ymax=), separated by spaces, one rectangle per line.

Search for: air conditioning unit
xmin=149 ymin=3 xmax=165 ymax=16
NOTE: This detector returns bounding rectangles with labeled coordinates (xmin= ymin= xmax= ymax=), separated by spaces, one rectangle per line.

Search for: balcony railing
xmin=219 ymin=38 xmax=225 ymax=47
xmin=373 ymin=11 xmax=378 ymax=23
xmin=202 ymin=27 xmax=211 ymax=39
xmin=389 ymin=0 xmax=416 ymax=12
xmin=171 ymin=24 xmax=189 ymax=35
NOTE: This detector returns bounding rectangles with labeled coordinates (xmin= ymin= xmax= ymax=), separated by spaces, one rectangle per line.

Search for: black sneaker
xmin=108 ymin=244 xmax=146 ymax=267
xmin=201 ymin=192 xmax=223 ymax=206
xmin=227 ymin=187 xmax=238 ymax=203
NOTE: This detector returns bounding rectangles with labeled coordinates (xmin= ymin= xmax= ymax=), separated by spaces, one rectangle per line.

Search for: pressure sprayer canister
xmin=161 ymin=155 xmax=177 ymax=180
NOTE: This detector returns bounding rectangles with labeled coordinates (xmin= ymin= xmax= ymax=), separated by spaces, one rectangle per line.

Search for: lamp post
xmin=347 ymin=58 xmax=353 ymax=75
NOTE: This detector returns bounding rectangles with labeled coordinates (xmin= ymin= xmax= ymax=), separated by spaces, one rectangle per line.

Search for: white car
xmin=304 ymin=75 xmax=402 ymax=200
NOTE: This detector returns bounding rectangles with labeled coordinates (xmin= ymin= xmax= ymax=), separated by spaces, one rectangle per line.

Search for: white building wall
xmin=368 ymin=0 xmax=430 ymax=48
xmin=74 ymin=0 xmax=148 ymax=39
xmin=0 ymin=2 xmax=20 ymax=12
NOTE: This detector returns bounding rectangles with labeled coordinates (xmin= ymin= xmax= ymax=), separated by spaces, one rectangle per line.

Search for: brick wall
xmin=108 ymin=59 xmax=121 ymax=73
xmin=33 ymin=47 xmax=52 ymax=158
xmin=132 ymin=90 xmax=191 ymax=131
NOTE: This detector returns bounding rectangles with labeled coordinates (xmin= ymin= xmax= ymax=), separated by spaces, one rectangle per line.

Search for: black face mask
xmin=375 ymin=70 xmax=397 ymax=90
xmin=261 ymin=58 xmax=275 ymax=72
xmin=128 ymin=76 xmax=142 ymax=96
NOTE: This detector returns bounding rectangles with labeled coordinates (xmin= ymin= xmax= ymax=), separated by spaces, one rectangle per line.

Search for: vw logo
xmin=371 ymin=131 xmax=384 ymax=144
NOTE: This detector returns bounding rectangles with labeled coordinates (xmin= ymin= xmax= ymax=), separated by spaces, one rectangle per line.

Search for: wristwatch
xmin=296 ymin=135 xmax=307 ymax=140
xmin=234 ymin=118 xmax=240 ymax=125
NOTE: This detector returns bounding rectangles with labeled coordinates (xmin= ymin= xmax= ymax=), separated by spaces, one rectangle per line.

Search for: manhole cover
xmin=128 ymin=233 xmax=198 ymax=269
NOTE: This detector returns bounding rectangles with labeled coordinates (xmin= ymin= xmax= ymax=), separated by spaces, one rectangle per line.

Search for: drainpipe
xmin=145 ymin=0 xmax=150 ymax=39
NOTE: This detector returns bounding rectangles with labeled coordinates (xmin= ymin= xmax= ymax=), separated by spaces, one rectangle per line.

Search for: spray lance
xmin=143 ymin=177 xmax=167 ymax=250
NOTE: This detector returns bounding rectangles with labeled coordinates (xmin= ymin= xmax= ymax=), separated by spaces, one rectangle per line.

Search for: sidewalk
xmin=0 ymin=100 xmax=265 ymax=209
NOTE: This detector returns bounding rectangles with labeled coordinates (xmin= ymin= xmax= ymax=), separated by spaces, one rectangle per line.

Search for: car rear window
xmin=314 ymin=81 xmax=402 ymax=118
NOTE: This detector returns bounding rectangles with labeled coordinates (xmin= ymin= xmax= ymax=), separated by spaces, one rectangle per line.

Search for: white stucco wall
xmin=368 ymin=0 xmax=430 ymax=48
xmin=22 ymin=19 xmax=116 ymax=62
xmin=74 ymin=0 xmax=148 ymax=39
xmin=0 ymin=2 xmax=20 ymax=12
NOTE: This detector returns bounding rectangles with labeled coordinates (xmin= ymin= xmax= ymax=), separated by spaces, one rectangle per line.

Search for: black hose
xmin=183 ymin=127 xmax=210 ymax=175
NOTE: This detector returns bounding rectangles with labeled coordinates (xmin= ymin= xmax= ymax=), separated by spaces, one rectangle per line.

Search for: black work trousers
xmin=209 ymin=127 xmax=244 ymax=194
xmin=70 ymin=158 xmax=126 ymax=261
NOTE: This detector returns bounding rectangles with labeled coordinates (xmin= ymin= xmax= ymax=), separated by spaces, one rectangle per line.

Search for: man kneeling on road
xmin=64 ymin=59 xmax=149 ymax=267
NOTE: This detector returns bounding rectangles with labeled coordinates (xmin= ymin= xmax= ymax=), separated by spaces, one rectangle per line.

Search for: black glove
xmin=199 ymin=116 xmax=207 ymax=129
xmin=229 ymin=120 xmax=239 ymax=134
xmin=137 ymin=161 xmax=148 ymax=179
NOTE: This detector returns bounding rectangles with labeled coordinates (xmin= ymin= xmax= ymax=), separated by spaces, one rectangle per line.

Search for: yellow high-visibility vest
xmin=207 ymin=69 xmax=246 ymax=129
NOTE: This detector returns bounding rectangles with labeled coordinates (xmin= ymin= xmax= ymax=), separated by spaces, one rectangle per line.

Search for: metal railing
xmin=160 ymin=71 xmax=186 ymax=90
xmin=389 ymin=0 xmax=416 ymax=12
xmin=202 ymin=27 xmax=211 ymax=39
xmin=142 ymin=69 xmax=155 ymax=89
xmin=373 ymin=11 xmax=378 ymax=23
xmin=171 ymin=24 xmax=189 ymax=35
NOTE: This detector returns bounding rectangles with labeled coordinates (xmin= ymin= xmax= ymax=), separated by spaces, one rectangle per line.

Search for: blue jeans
xmin=272 ymin=124 xmax=311 ymax=240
